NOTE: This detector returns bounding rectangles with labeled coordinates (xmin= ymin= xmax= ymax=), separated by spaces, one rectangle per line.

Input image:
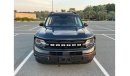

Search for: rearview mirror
xmin=84 ymin=23 xmax=88 ymax=27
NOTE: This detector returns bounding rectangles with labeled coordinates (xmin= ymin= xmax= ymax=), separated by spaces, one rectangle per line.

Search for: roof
xmin=48 ymin=12 xmax=78 ymax=16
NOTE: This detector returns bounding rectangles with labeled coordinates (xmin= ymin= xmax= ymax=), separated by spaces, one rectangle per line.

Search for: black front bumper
xmin=33 ymin=46 xmax=96 ymax=64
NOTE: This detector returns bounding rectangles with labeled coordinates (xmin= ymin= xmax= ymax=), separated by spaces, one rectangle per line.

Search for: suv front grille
xmin=45 ymin=40 xmax=86 ymax=49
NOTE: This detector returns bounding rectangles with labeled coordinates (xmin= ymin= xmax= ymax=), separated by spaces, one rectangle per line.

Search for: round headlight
xmin=85 ymin=39 xmax=91 ymax=45
xmin=85 ymin=38 xmax=94 ymax=45
xmin=35 ymin=38 xmax=46 ymax=45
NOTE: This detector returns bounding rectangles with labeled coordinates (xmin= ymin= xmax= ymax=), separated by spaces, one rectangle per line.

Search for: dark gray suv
xmin=33 ymin=12 xmax=96 ymax=64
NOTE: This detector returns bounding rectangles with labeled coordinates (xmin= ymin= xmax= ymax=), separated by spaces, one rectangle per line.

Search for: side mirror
xmin=39 ymin=22 xmax=45 ymax=26
xmin=84 ymin=23 xmax=88 ymax=27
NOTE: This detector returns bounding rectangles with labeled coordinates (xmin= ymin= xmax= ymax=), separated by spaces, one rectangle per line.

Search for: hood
xmin=35 ymin=27 xmax=94 ymax=40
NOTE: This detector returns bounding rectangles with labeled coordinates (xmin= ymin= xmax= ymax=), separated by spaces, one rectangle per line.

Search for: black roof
xmin=48 ymin=12 xmax=78 ymax=16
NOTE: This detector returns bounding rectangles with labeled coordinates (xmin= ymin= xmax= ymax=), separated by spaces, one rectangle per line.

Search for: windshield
xmin=45 ymin=15 xmax=83 ymax=27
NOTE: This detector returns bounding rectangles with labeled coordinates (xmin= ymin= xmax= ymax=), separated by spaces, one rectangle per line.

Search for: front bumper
xmin=33 ymin=46 xmax=96 ymax=64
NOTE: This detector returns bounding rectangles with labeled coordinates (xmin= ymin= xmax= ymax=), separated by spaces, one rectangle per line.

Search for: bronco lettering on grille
xmin=49 ymin=44 xmax=82 ymax=47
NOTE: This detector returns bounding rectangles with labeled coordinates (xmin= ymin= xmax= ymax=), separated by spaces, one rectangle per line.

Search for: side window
xmin=77 ymin=17 xmax=82 ymax=26
xmin=74 ymin=17 xmax=82 ymax=26
xmin=45 ymin=17 xmax=52 ymax=26
xmin=75 ymin=17 xmax=78 ymax=24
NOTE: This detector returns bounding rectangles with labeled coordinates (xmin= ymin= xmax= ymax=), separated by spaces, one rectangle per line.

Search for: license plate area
xmin=59 ymin=56 xmax=71 ymax=63
xmin=58 ymin=55 xmax=83 ymax=63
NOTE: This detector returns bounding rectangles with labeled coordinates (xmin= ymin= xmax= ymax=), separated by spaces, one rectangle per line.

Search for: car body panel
xmin=35 ymin=27 xmax=94 ymax=40
xmin=33 ymin=12 xmax=96 ymax=64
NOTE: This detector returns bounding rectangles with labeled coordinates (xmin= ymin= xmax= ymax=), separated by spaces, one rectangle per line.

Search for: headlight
xmin=83 ymin=38 xmax=95 ymax=50
xmin=85 ymin=38 xmax=94 ymax=45
xmin=83 ymin=46 xmax=95 ymax=53
xmin=35 ymin=38 xmax=46 ymax=46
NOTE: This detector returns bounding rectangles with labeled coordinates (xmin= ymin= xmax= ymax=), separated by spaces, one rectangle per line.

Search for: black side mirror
xmin=39 ymin=23 xmax=43 ymax=26
xmin=39 ymin=23 xmax=45 ymax=27
xmin=84 ymin=23 xmax=88 ymax=27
